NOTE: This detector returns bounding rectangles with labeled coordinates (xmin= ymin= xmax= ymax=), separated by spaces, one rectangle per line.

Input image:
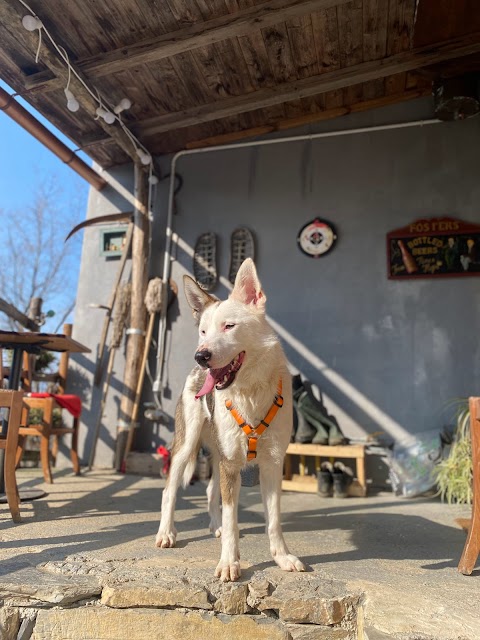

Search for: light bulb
xmin=114 ymin=98 xmax=132 ymax=114
xmin=64 ymin=88 xmax=79 ymax=112
xmin=103 ymin=111 xmax=115 ymax=124
xmin=22 ymin=15 xmax=42 ymax=31
xmin=140 ymin=152 xmax=151 ymax=166
xmin=96 ymin=107 xmax=107 ymax=118
xmin=148 ymin=175 xmax=159 ymax=185
xmin=67 ymin=99 xmax=80 ymax=112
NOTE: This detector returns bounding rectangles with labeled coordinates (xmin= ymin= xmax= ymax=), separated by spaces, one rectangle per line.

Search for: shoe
xmin=228 ymin=227 xmax=255 ymax=284
xmin=332 ymin=462 xmax=354 ymax=498
xmin=317 ymin=462 xmax=333 ymax=497
xmin=193 ymin=232 xmax=217 ymax=291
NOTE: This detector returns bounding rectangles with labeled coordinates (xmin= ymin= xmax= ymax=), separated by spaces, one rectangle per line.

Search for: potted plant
xmin=433 ymin=400 xmax=473 ymax=504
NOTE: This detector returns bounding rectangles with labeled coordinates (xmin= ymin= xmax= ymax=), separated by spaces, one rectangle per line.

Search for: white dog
xmin=155 ymin=259 xmax=305 ymax=582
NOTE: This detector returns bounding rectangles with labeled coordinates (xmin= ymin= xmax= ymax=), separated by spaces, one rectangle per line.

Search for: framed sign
xmin=387 ymin=217 xmax=480 ymax=279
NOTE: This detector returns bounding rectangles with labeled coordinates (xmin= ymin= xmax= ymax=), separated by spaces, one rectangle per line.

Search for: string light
xmin=61 ymin=53 xmax=80 ymax=112
xmin=21 ymin=14 xmax=42 ymax=62
xmin=17 ymin=0 xmax=153 ymax=169
xmin=21 ymin=14 xmax=42 ymax=30
xmin=95 ymin=106 xmax=115 ymax=124
xmin=64 ymin=88 xmax=79 ymax=112
xmin=114 ymin=98 xmax=132 ymax=114
xmin=136 ymin=148 xmax=152 ymax=166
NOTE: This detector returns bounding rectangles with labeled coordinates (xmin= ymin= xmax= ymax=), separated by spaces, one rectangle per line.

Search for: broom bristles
xmin=145 ymin=277 xmax=163 ymax=314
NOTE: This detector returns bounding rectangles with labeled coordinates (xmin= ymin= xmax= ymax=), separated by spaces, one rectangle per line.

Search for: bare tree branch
xmin=0 ymin=175 xmax=84 ymax=331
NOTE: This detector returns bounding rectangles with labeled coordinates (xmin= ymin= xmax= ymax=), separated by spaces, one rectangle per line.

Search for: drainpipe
xmin=152 ymin=116 xmax=442 ymax=398
xmin=0 ymin=86 xmax=106 ymax=191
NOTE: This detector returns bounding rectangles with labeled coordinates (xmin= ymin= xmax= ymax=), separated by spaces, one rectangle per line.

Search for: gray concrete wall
xmin=68 ymin=97 xmax=480 ymax=469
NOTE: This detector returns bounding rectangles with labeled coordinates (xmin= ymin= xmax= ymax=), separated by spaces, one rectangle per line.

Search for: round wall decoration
xmin=297 ymin=218 xmax=337 ymax=258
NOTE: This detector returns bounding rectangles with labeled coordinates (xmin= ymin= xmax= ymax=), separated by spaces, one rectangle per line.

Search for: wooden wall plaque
xmin=387 ymin=217 xmax=480 ymax=279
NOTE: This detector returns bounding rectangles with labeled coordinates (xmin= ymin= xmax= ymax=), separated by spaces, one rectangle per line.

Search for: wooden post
xmin=114 ymin=165 xmax=149 ymax=470
xmin=27 ymin=297 xmax=43 ymax=327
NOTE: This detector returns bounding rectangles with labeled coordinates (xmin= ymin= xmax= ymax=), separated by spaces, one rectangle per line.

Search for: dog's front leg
xmin=155 ymin=448 xmax=189 ymax=548
xmin=214 ymin=461 xmax=241 ymax=581
xmin=260 ymin=462 xmax=306 ymax=572
xmin=207 ymin=455 xmax=222 ymax=537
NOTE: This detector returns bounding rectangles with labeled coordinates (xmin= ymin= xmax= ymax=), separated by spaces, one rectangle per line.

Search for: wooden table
xmin=0 ymin=331 xmax=90 ymax=497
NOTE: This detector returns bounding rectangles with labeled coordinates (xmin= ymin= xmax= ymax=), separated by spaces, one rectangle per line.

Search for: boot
xmin=294 ymin=377 xmax=345 ymax=446
xmin=332 ymin=462 xmax=353 ymax=498
xmin=317 ymin=461 xmax=333 ymax=497
xmin=293 ymin=405 xmax=319 ymax=443
xmin=293 ymin=385 xmax=328 ymax=444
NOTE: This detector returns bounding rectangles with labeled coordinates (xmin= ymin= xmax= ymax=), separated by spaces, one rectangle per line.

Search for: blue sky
xmin=0 ymin=79 xmax=90 ymax=331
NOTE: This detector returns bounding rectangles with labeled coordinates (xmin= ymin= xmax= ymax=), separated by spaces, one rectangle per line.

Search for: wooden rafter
xmin=131 ymin=31 xmax=480 ymax=138
xmin=22 ymin=0 xmax=352 ymax=93
xmin=184 ymin=88 xmax=431 ymax=149
xmin=0 ymin=0 xmax=139 ymax=162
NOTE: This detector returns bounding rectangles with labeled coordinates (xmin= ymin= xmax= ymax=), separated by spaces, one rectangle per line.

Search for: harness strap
xmin=226 ymin=379 xmax=283 ymax=460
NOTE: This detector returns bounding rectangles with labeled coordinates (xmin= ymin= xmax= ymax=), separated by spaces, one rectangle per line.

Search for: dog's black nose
xmin=195 ymin=349 xmax=212 ymax=368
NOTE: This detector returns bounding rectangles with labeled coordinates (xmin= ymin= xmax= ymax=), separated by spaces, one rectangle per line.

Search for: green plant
xmin=433 ymin=399 xmax=472 ymax=504
xmin=27 ymin=407 xmax=63 ymax=427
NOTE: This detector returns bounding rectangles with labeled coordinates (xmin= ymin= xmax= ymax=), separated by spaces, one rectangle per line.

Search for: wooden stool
xmin=458 ymin=397 xmax=480 ymax=575
xmin=0 ymin=390 xmax=25 ymax=522
xmin=282 ymin=442 xmax=367 ymax=496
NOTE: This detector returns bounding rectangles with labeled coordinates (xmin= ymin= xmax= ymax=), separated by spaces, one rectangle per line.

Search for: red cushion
xmin=29 ymin=393 xmax=82 ymax=418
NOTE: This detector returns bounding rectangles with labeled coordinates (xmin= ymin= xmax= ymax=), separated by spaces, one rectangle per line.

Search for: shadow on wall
xmin=169 ymin=235 xmax=411 ymax=446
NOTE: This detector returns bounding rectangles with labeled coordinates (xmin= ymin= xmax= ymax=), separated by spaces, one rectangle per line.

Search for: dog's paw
xmin=214 ymin=560 xmax=241 ymax=582
xmin=274 ymin=554 xmax=306 ymax=572
xmin=209 ymin=520 xmax=222 ymax=538
xmin=155 ymin=529 xmax=177 ymax=549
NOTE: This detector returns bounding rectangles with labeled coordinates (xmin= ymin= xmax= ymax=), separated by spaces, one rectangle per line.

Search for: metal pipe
xmin=0 ymin=86 xmax=107 ymax=191
xmin=153 ymin=116 xmax=442 ymax=393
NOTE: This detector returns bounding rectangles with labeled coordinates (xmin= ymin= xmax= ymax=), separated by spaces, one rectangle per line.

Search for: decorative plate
xmin=297 ymin=218 xmax=337 ymax=258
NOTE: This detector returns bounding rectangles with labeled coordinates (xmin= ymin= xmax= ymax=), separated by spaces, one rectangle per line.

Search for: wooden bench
xmin=282 ymin=442 xmax=367 ymax=497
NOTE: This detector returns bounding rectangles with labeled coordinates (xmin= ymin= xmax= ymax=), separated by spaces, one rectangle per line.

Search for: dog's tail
xmin=182 ymin=445 xmax=200 ymax=488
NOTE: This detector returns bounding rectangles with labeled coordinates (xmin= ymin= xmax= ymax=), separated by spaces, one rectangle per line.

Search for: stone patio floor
xmin=0 ymin=468 xmax=478 ymax=639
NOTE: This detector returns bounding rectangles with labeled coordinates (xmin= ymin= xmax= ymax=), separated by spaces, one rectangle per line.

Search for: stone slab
xmin=0 ymin=606 xmax=20 ymax=640
xmin=101 ymin=581 xmax=212 ymax=610
xmin=0 ymin=561 xmax=101 ymax=606
xmin=31 ymin=607 xmax=290 ymax=640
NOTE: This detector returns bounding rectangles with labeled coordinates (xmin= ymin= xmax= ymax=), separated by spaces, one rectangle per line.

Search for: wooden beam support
xmin=133 ymin=31 xmax=480 ymax=138
xmin=0 ymin=1 xmax=139 ymax=163
xmin=114 ymin=164 xmax=150 ymax=471
xmin=184 ymin=88 xmax=431 ymax=149
xmin=22 ymin=0 xmax=351 ymax=93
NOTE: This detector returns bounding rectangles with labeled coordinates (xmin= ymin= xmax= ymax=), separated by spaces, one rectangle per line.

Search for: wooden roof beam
xmin=184 ymin=88 xmax=432 ymax=149
xmin=0 ymin=1 xmax=139 ymax=163
xmin=133 ymin=31 xmax=480 ymax=138
xmin=22 ymin=0 xmax=351 ymax=93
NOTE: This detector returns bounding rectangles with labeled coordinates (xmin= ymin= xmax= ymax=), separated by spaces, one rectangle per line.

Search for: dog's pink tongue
xmin=195 ymin=370 xmax=216 ymax=399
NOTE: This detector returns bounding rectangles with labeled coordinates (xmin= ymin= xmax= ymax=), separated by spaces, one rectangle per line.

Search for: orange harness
xmin=225 ymin=379 xmax=283 ymax=461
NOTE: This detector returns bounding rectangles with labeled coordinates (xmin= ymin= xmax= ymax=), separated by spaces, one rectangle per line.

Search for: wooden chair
xmin=18 ymin=324 xmax=81 ymax=484
xmin=458 ymin=396 xmax=480 ymax=575
xmin=0 ymin=390 xmax=25 ymax=522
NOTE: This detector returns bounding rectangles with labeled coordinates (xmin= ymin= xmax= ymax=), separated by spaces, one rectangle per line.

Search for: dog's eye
xmin=225 ymin=323 xmax=235 ymax=330
xmin=200 ymin=329 xmax=206 ymax=336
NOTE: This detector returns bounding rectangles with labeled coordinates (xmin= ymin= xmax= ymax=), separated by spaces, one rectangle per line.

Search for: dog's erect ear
xmin=183 ymin=275 xmax=217 ymax=321
xmin=230 ymin=258 xmax=266 ymax=311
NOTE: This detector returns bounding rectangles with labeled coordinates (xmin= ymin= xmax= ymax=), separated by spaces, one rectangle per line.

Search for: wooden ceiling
xmin=0 ymin=0 xmax=479 ymax=168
